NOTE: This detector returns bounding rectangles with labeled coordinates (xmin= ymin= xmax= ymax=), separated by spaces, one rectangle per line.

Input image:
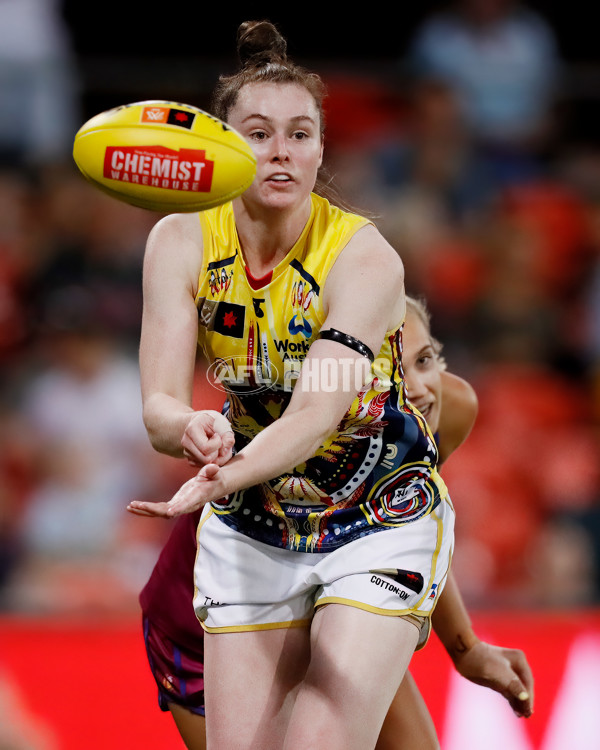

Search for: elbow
xmin=142 ymin=403 xmax=181 ymax=458
xmin=142 ymin=414 xmax=167 ymax=455
xmin=145 ymin=425 xmax=165 ymax=455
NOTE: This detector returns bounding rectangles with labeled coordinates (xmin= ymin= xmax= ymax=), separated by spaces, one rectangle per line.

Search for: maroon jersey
xmin=140 ymin=509 xmax=203 ymax=650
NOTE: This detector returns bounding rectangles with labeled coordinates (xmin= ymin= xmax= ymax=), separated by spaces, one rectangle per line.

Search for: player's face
xmin=228 ymin=82 xmax=324 ymax=211
xmin=402 ymin=310 xmax=443 ymax=433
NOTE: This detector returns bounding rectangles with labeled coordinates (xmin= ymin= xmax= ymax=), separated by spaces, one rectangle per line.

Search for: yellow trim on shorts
xmin=315 ymin=599 xmax=435 ymax=651
xmin=197 ymin=506 xmax=214 ymax=534
xmin=193 ymin=506 xmax=214 ymax=617
xmin=413 ymin=503 xmax=445 ymax=610
xmin=314 ymin=599 xmax=433 ymax=649
xmin=315 ymin=596 xmax=426 ymax=617
xmin=200 ymin=618 xmax=312 ymax=634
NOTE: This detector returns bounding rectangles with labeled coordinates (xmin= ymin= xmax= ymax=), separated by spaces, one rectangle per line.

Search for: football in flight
xmin=73 ymin=100 xmax=257 ymax=213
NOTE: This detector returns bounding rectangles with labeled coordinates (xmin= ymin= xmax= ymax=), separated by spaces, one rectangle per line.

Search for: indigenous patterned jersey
xmin=195 ymin=193 xmax=447 ymax=552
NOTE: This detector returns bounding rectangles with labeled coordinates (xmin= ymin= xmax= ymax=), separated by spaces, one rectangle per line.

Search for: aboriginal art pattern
xmin=195 ymin=194 xmax=447 ymax=552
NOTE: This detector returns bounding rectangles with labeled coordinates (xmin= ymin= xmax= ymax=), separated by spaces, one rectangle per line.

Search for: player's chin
xmin=425 ymin=404 xmax=441 ymax=434
xmin=258 ymin=179 xmax=308 ymax=205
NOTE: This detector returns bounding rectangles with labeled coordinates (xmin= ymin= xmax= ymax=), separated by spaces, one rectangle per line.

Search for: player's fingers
xmin=126 ymin=500 xmax=172 ymax=518
xmin=510 ymin=649 xmax=534 ymax=693
xmin=126 ymin=506 xmax=155 ymax=516
xmin=221 ymin=429 xmax=235 ymax=446
xmin=191 ymin=432 xmax=221 ymax=455
xmin=182 ymin=432 xmax=221 ymax=464
xmin=502 ymin=675 xmax=533 ymax=718
xmin=183 ymin=447 xmax=202 ymax=466
xmin=216 ymin=435 xmax=235 ymax=465
xmin=508 ymin=650 xmax=535 ymax=715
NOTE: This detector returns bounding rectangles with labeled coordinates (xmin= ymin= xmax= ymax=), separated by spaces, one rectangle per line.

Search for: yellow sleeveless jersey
xmin=195 ymin=193 xmax=447 ymax=552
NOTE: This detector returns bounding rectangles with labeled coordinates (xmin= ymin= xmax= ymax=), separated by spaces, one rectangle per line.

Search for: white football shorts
xmin=193 ymin=496 xmax=454 ymax=649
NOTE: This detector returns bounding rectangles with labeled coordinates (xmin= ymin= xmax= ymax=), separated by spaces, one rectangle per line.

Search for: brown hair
xmin=211 ymin=20 xmax=369 ymax=215
xmin=211 ymin=20 xmax=327 ymax=134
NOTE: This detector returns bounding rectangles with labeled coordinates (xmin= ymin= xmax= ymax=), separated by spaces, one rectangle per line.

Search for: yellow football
xmin=72 ymin=100 xmax=256 ymax=212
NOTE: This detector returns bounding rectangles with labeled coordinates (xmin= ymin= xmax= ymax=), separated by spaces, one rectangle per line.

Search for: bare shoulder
xmin=146 ymin=211 xmax=203 ymax=253
xmin=327 ymin=223 xmax=404 ymax=294
xmin=438 ymin=371 xmax=478 ymax=462
xmin=345 ymin=223 xmax=404 ymax=273
xmin=441 ymin=371 xmax=479 ymax=417
xmin=143 ymin=212 xmax=204 ymax=292
xmin=321 ymin=223 xmax=406 ymax=344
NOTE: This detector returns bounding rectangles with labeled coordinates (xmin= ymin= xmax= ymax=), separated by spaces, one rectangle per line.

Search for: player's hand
xmin=127 ymin=463 xmax=227 ymax=518
xmin=181 ymin=411 xmax=235 ymax=467
xmin=453 ymin=640 xmax=534 ymax=718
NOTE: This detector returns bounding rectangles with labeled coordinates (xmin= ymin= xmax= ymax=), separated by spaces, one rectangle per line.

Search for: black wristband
xmin=317 ymin=328 xmax=375 ymax=362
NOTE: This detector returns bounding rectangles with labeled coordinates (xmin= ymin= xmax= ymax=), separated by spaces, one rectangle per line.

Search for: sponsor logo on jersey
xmin=198 ymin=300 xmax=245 ymax=338
xmin=103 ymin=145 xmax=214 ymax=193
xmin=274 ymin=338 xmax=311 ymax=360
xmin=288 ymin=313 xmax=312 ymax=337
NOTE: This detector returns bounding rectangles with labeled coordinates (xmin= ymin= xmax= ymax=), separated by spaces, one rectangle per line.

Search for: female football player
xmin=138 ymin=296 xmax=533 ymax=750
xmin=128 ymin=20 xmax=528 ymax=749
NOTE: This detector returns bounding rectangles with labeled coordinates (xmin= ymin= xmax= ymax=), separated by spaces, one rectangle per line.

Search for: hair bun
xmin=237 ymin=20 xmax=287 ymax=68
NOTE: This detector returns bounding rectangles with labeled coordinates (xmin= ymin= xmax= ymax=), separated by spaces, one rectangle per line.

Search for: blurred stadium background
xmin=1 ymin=1 xmax=600 ymax=747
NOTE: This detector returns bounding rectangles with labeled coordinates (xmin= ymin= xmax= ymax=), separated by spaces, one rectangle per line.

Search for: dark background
xmin=61 ymin=3 xmax=594 ymax=61
xmin=60 ymin=3 xmax=600 ymax=147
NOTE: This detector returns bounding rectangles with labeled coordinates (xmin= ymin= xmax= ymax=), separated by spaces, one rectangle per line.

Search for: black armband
xmin=317 ymin=328 xmax=375 ymax=362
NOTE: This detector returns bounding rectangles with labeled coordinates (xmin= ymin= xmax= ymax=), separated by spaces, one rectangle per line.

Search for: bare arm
xmin=128 ymin=225 xmax=405 ymax=516
xmin=432 ymin=573 xmax=534 ymax=717
xmin=138 ymin=212 xmax=233 ymax=464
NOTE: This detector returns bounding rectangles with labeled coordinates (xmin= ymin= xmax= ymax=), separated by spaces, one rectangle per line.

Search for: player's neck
xmin=234 ymin=197 xmax=311 ymax=276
